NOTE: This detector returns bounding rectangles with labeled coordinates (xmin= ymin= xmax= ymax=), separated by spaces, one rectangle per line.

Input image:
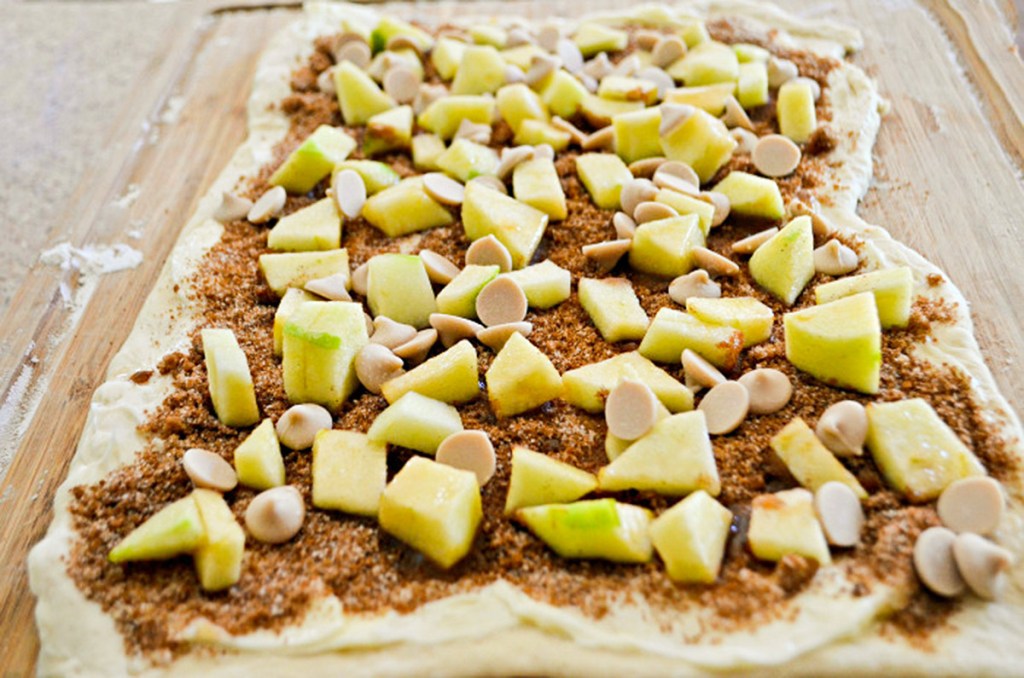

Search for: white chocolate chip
xmin=698 ymin=191 xmax=731 ymax=227
xmin=789 ymin=200 xmax=833 ymax=237
xmin=276 ymin=403 xmax=333 ymax=450
xmin=419 ymin=249 xmax=461 ymax=285
xmin=525 ymin=53 xmax=560 ymax=86
xmin=476 ymin=276 xmax=528 ymax=327
xmin=506 ymin=27 xmax=533 ymax=48
xmin=668 ymin=269 xmax=721 ymax=304
xmin=651 ymin=36 xmax=686 ymax=69
xmin=370 ymin=316 xmax=418 ymax=349
xmin=721 ymin=95 xmax=754 ymax=131
xmin=738 ymin=368 xmax=792 ymax=415
xmin=582 ymin=52 xmax=613 ymax=80
xmin=392 ymin=328 xmax=437 ymax=365
xmin=364 ymin=312 xmax=374 ymax=338
xmin=653 ymin=160 xmax=701 ymax=194
xmin=582 ymin=239 xmax=631 ymax=273
xmin=937 ymin=477 xmax=1005 ymax=535
xmin=430 ymin=313 xmax=484 ymax=348
xmin=436 ymin=430 xmax=497 ymax=485
xmin=814 ymin=481 xmax=864 ymax=547
xmin=813 ymin=240 xmax=859 ymax=276
xmin=495 ymin=145 xmax=535 ymax=179
xmin=214 ymin=192 xmax=253 ymax=223
xmin=682 ymin=349 xmax=726 ymax=389
xmin=815 ymin=400 xmax=867 ymax=457
xmin=355 ymin=343 xmax=405 ymax=394
xmin=537 ymin=23 xmax=561 ymax=53
xmin=386 ymin=35 xmax=423 ymax=55
xmin=628 ymin=156 xmax=668 ymax=179
xmin=383 ymin=65 xmax=422 ymax=104
xmin=504 ymin=64 xmax=526 ymax=84
xmin=413 ymin=83 xmax=447 ymax=116
xmin=731 ymin=227 xmax=778 ymax=255
xmin=466 ymin=235 xmax=513 ymax=272
xmin=913 ymin=526 xmax=966 ymax=597
xmin=698 ymin=381 xmax=750 ymax=435
xmin=635 ymin=66 xmax=674 ymax=99
xmin=605 ymin=379 xmax=660 ymax=440
xmin=351 ymin=261 xmax=369 ymax=296
xmin=691 ymin=246 xmax=740 ymax=277
xmin=467 ymin=175 xmax=508 ymax=194
xmin=613 ymin=211 xmax=637 ymax=239
xmin=752 ymin=134 xmax=802 ymax=177
xmin=182 ymin=448 xmax=238 ymax=493
xmin=476 ymin=321 xmax=533 ymax=351
xmin=454 ymin=119 xmax=492 ymax=145
xmin=317 ymin=67 xmax=337 ymax=96
xmin=581 ymin=126 xmax=614 ymax=150
xmin=335 ymin=40 xmax=371 ymax=69
xmin=248 ymin=186 xmax=287 ymax=224
xmin=550 ymin=116 xmax=587 ymax=146
xmin=422 ymin=172 xmax=465 ymax=206
xmin=634 ymin=30 xmax=662 ymax=52
xmin=952 ymin=532 xmax=1014 ymax=600
xmin=767 ymin=56 xmax=798 ymax=89
xmin=304 ymin=273 xmax=351 ymax=301
xmin=533 ymin=143 xmax=555 ymax=161
xmin=730 ymin=127 xmax=759 ymax=155
xmin=579 ymin=73 xmax=599 ymax=94
xmin=610 ymin=54 xmax=641 ymax=78
xmin=332 ymin=169 xmax=367 ymax=219
xmin=245 ymin=486 xmax=306 ymax=545
xmin=620 ymin=178 xmax=659 ymax=217
xmin=659 ymin=104 xmax=696 ymax=137
xmin=556 ymin=39 xmax=584 ymax=73
xmin=633 ymin=200 xmax=678 ymax=224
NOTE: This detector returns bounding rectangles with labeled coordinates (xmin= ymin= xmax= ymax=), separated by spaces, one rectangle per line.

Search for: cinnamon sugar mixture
xmin=64 ymin=20 xmax=1016 ymax=658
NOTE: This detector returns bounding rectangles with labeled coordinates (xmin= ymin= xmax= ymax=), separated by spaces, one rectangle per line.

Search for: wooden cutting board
xmin=1 ymin=0 xmax=1022 ymax=673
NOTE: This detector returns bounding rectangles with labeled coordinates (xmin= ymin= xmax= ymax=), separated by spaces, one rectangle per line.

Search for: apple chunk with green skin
xmin=513 ymin=120 xmax=571 ymax=152
xmin=578 ymin=277 xmax=649 ymax=342
xmin=334 ymin=61 xmax=396 ymax=125
xmin=659 ymin=107 xmax=737 ymax=184
xmin=367 ymin=253 xmax=437 ymax=329
xmin=437 ymin=139 xmax=499 ymax=182
xmin=784 ymin=292 xmax=881 ymax=394
xmin=436 ymin=264 xmax=500 ymax=319
xmin=283 ymin=301 xmax=368 ymax=411
xmin=233 ymin=418 xmax=285 ymax=490
xmin=711 ymin=171 xmax=784 ymax=221
xmin=267 ymin=198 xmax=341 ymax=252
xmin=749 ymin=215 xmax=814 ymax=306
xmin=561 ymin=351 xmax=694 ymax=413
xmin=736 ymin=61 xmax=768 ymax=109
xmin=650 ymin=490 xmax=733 ymax=584
xmin=686 ymin=296 xmax=773 ymax=347
xmin=202 ymin=328 xmax=260 ymax=428
xmin=486 ymin=332 xmax=563 ymax=417
xmin=598 ymin=411 xmax=720 ymax=496
xmin=270 ymin=125 xmax=356 ymax=194
xmin=379 ymin=457 xmax=482 ymax=569
xmin=770 ymin=418 xmax=867 ymax=498
xmin=496 ymin=83 xmax=548 ymax=132
xmin=380 ymin=339 xmax=479 ymax=404
xmin=370 ymin=16 xmax=434 ymax=54
xmin=192 ymin=489 xmax=246 ymax=592
xmin=462 ymin=180 xmax=549 ymax=269
xmin=670 ymin=41 xmax=739 ymax=86
xmin=451 ymin=44 xmax=506 ymax=95
xmin=364 ymin=105 xmax=414 ymax=156
xmin=574 ymin=23 xmax=628 ymax=56
xmin=362 ymin=178 xmax=454 ymax=238
xmin=368 ymin=391 xmax=463 ymax=455
xmin=109 ymin=495 xmax=206 ymax=564
xmin=504 ymin=446 xmax=598 ymax=515
xmin=312 ymin=429 xmax=387 ymax=516
xmin=866 ymin=399 xmax=985 ymax=502
xmin=540 ymin=70 xmax=589 ymax=118
xmin=575 ymin=153 xmax=633 ymax=210
xmin=411 ymin=134 xmax=447 ymax=172
xmin=418 ymin=95 xmax=496 ymax=140
xmin=513 ymin=158 xmax=567 ymax=221
xmin=273 ymin=289 xmax=319 ymax=357
xmin=748 ymin=488 xmax=831 ymax=565
xmin=639 ymin=307 xmax=743 ymax=370
xmin=430 ymin=37 xmax=466 ymax=80
xmin=517 ymin=499 xmax=653 ymax=563
xmin=815 ymin=266 xmax=914 ymax=329
xmin=664 ymin=83 xmax=737 ymax=116
xmin=613 ymin=107 xmax=662 ymax=164
xmin=259 ymin=249 xmax=349 ymax=297
xmin=628 ymin=214 xmax=705 ymax=278
xmin=502 ymin=260 xmax=571 ymax=309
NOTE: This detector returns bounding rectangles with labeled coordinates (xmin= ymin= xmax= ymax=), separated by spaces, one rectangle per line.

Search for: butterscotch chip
xmin=276 ymin=403 xmax=333 ymax=450
xmin=913 ymin=526 xmax=966 ymax=598
xmin=668 ymin=269 xmax=721 ymax=304
xmin=651 ymin=36 xmax=686 ymax=68
xmin=752 ymin=134 xmax=802 ymax=177
xmin=245 ymin=486 xmax=306 ymax=545
xmin=659 ymin=104 xmax=696 ymax=137
xmin=454 ymin=119 xmax=492 ymax=145
xmin=476 ymin=276 xmax=528 ymax=327
xmin=721 ymin=95 xmax=754 ymax=131
xmin=582 ymin=51 xmax=612 ymax=80
xmin=537 ymin=23 xmax=560 ymax=52
xmin=551 ymin=116 xmax=587 ymax=146
xmin=248 ymin=186 xmax=286 ymax=224
xmin=495 ymin=145 xmax=535 ymax=179
xmin=952 ymin=533 xmax=1013 ymax=600
xmin=635 ymin=66 xmax=673 ymax=99
xmin=436 ymin=430 xmax=497 ymax=485
xmin=581 ymin=126 xmax=614 ymax=150
xmin=582 ymin=239 xmax=631 ymax=273
xmin=351 ymin=261 xmax=369 ymax=296
xmin=355 ymin=343 xmax=405 ymax=394
xmin=466 ymin=235 xmax=513 ymax=272
xmin=422 ymin=172 xmax=465 ymax=206
xmin=383 ymin=65 xmax=422 ymax=104
xmin=682 ymin=349 xmax=726 ymax=389
xmin=335 ymin=40 xmax=371 ymax=69
xmin=332 ymin=32 xmax=365 ymax=54
xmin=731 ymin=227 xmax=778 ymax=255
xmin=430 ymin=313 xmax=484 ymax=348
xmin=213 ymin=192 xmax=253 ymax=223
xmin=605 ymin=379 xmax=660 ymax=440
xmin=789 ymin=201 xmax=833 ymax=237
xmin=182 ymin=448 xmax=237 ymax=493
xmin=304 ymin=273 xmax=351 ymax=301
xmin=628 ymin=156 xmax=667 ymax=178
xmin=698 ymin=191 xmax=731 ymax=227
xmin=814 ymin=481 xmax=864 ymax=547
xmin=504 ymin=64 xmax=526 ymax=85
xmin=317 ymin=67 xmax=337 ymax=96
xmin=815 ymin=400 xmax=867 ymax=457
xmin=332 ymin=169 xmax=367 ymax=219
xmin=813 ymin=240 xmax=859 ymax=276
xmin=476 ymin=321 xmax=532 ymax=351
xmin=386 ymin=34 xmax=423 ymax=55
xmin=653 ymin=161 xmax=701 ymax=193
xmin=419 ymin=249 xmax=461 ymax=285
xmin=370 ymin=316 xmax=418 ymax=349
xmin=793 ymin=76 xmax=822 ymax=101
xmin=767 ymin=56 xmax=799 ymax=88
xmin=633 ymin=200 xmax=678 ymax=224
xmin=698 ymin=381 xmax=750 ymax=435
xmin=525 ymin=53 xmax=559 ymax=86
xmin=730 ymin=127 xmax=759 ymax=155
xmin=937 ymin=477 xmax=1005 ymax=535
xmin=533 ymin=143 xmax=555 ymax=161
xmin=467 ymin=175 xmax=508 ymax=194
xmin=692 ymin=246 xmax=740 ymax=277
xmin=413 ymin=83 xmax=447 ymax=116
xmin=556 ymin=39 xmax=584 ymax=73
xmin=620 ymin=179 xmax=659 ymax=217
xmin=738 ymin=368 xmax=792 ymax=415
xmin=613 ymin=211 xmax=637 ymax=239
xmin=393 ymin=329 xmax=438 ymax=365
xmin=363 ymin=312 xmax=374 ymax=338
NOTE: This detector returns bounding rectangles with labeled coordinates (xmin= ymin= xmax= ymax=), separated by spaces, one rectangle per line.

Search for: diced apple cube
xmin=749 ymin=488 xmax=831 ymax=565
xmin=770 ymin=418 xmax=867 ymax=498
xmin=364 ymin=104 xmax=414 ymax=156
xmin=655 ymin=189 xmax=715 ymax=236
xmin=311 ymin=430 xmax=387 ymax=516
xmin=574 ymin=23 xmax=628 ymax=56
xmin=733 ymin=43 xmax=770 ymax=63
xmin=513 ymin=119 xmax=572 ymax=152
xmin=367 ymin=391 xmax=463 ymax=455
xmin=663 ymin=83 xmax=736 ymax=116
xmin=109 ymin=495 xmax=205 ymax=564
xmin=599 ymin=76 xmax=658 ymax=104
xmin=502 ymin=260 xmax=571 ymax=308
xmin=333 ymin=160 xmax=400 ymax=194
xmin=512 ymin=157 xmax=566 ymax=221
xmin=649 ymin=490 xmax=733 ymax=583
xmin=334 ymin=61 xmax=397 ymax=126
xmin=711 ymin=171 xmax=784 ymax=221
xmin=462 ymin=180 xmax=549 ymax=269
xmin=579 ymin=94 xmax=645 ymax=128
xmin=777 ymin=79 xmax=817 ymax=144
xmin=437 ymin=139 xmax=499 ymax=183
xmin=451 ymin=44 xmax=506 ymax=95
xmin=201 ymin=328 xmax=260 ymax=427
xmin=613 ymin=107 xmax=663 ymax=164
xmin=496 ymin=83 xmax=549 ymax=132
xmin=418 ymin=95 xmax=496 ymax=140
xmin=686 ymin=296 xmax=773 ymax=347
xmin=504 ymin=446 xmax=598 ymax=515
xmin=259 ymin=249 xmax=350 ymax=297
xmin=283 ymin=301 xmax=368 ymax=411
xmin=517 ymin=499 xmax=653 ymax=563
xmin=562 ymin=351 xmax=694 ymax=413
xmin=234 ymin=418 xmax=285 ymax=490
xmin=540 ymin=70 xmax=589 ymax=118
xmin=749 ymin=215 xmax=814 ymax=305
xmin=362 ymin=178 xmax=455 ymax=238
xmin=273 ymin=289 xmax=319 ymax=357
xmin=436 ymin=264 xmax=500 ymax=319
xmin=639 ymin=308 xmax=743 ymax=369
xmin=578 ymin=277 xmax=649 ymax=342
xmin=628 ymin=214 xmax=705 ymax=278
xmin=501 ymin=44 xmax=544 ymax=72
xmin=270 ymin=125 xmax=356 ymax=194
xmin=485 ymin=332 xmax=562 ymax=417
xmin=670 ymin=41 xmax=739 ymax=86
xmin=575 ymin=152 xmax=633 ymax=210
xmin=380 ymin=339 xmax=480 ymax=404
xmin=678 ymin=20 xmax=711 ymax=48
xmin=367 ymin=253 xmax=437 ymax=329
xmin=736 ymin=62 xmax=769 ymax=109
xmin=411 ymin=134 xmax=447 ymax=172
xmin=267 ymin=198 xmax=341 ymax=252
xmin=659 ymin=108 xmax=736 ymax=183
xmin=192 ymin=489 xmax=246 ymax=592
xmin=431 ymin=37 xmax=468 ymax=81
xmin=814 ymin=266 xmax=914 ymax=329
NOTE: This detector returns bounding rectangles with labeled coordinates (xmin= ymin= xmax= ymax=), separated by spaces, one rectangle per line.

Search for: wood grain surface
xmin=1 ymin=1 xmax=1022 ymax=674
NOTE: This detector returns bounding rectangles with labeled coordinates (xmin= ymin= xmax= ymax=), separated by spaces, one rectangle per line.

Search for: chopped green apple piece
xmin=312 ymin=430 xmax=387 ymax=516
xmin=496 ymin=83 xmax=549 ymax=132
xmin=504 ymin=446 xmax=598 ymax=515
xmin=269 ymin=125 xmax=356 ymax=194
xmin=437 ymin=139 xmax=499 ymax=182
xmin=333 ymin=160 xmax=400 ymax=194
xmin=612 ymin=107 xmax=663 ymax=164
xmin=502 ymin=260 xmax=571 ymax=309
xmin=777 ymin=79 xmax=817 ymax=144
xmin=687 ymin=296 xmax=773 ymax=347
xmin=367 ymin=253 xmax=437 ymax=329
xmin=436 ymin=264 xmax=500 ymax=318
xmin=267 ymin=198 xmax=341 ymax=252
xmin=628 ymin=214 xmax=705 ymax=278
xmin=362 ymin=177 xmax=454 ymax=238
xmin=562 ymin=351 xmax=694 ymax=413
xmin=659 ymin=107 xmax=736 ymax=183
xmin=678 ymin=19 xmax=711 ymax=48
xmin=192 ymin=489 xmax=246 ymax=592
xmin=575 ymin=152 xmax=633 ymax=210
xmin=748 ymin=488 xmax=831 ymax=565
xmin=711 ymin=171 xmax=784 ymax=220
xmin=578 ymin=277 xmax=649 ymax=342
xmin=599 ymin=76 xmax=658 ymax=104
xmin=517 ymin=499 xmax=653 ymax=563
xmin=364 ymin=104 xmax=413 ymax=156
xmin=379 ymin=457 xmax=482 ymax=569
xmin=201 ymin=328 xmax=260 ymax=428
xmin=598 ymin=411 xmax=720 ymax=496
xmin=109 ymin=495 xmax=205 ymax=564
xmin=470 ymin=24 xmax=506 ymax=48
xmin=573 ymin=23 xmax=628 ymax=57
xmin=736 ymin=61 xmax=769 ymax=109
xmin=649 ymin=490 xmax=732 ymax=583
xmin=431 ymin=36 xmax=468 ymax=81
xmin=380 ymin=339 xmax=479 ymax=404
xmin=579 ymin=93 xmax=645 ymax=128
xmin=866 ymin=399 xmax=985 ymax=502
xmin=513 ymin=119 xmax=571 ymax=152
xmin=274 ymin=288 xmax=319 ymax=357
xmin=283 ymin=301 xmax=368 ymax=410
xmin=451 ymin=44 xmax=506 ymax=95
xmin=663 ymin=83 xmax=736 ymax=116
xmin=654 ymin=189 xmax=715 ymax=236
xmin=233 ymin=418 xmax=285 ymax=490
xmin=784 ymin=292 xmax=881 ymax=394
xmin=670 ymin=41 xmax=739 ymax=86
xmin=370 ymin=16 xmax=434 ymax=54
xmin=367 ymin=391 xmax=463 ymax=455
xmin=462 ymin=180 xmax=549 ymax=269
xmin=486 ymin=332 xmax=563 ymax=417
xmin=733 ymin=43 xmax=770 ymax=63
xmin=411 ymin=134 xmax=447 ymax=172
xmin=771 ymin=418 xmax=867 ymax=498
xmin=512 ymin=157 xmax=567 ymax=221
xmin=639 ymin=307 xmax=743 ymax=369
xmin=259 ymin=249 xmax=350 ymax=297
xmin=749 ymin=215 xmax=814 ymax=305
xmin=540 ymin=70 xmax=589 ymax=119
xmin=334 ymin=61 xmax=396 ymax=126
xmin=418 ymin=95 xmax=496 ymax=140
xmin=814 ymin=266 xmax=914 ymax=329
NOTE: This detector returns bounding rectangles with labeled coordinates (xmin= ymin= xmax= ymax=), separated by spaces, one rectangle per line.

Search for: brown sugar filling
xmin=64 ymin=19 xmax=1017 ymax=659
